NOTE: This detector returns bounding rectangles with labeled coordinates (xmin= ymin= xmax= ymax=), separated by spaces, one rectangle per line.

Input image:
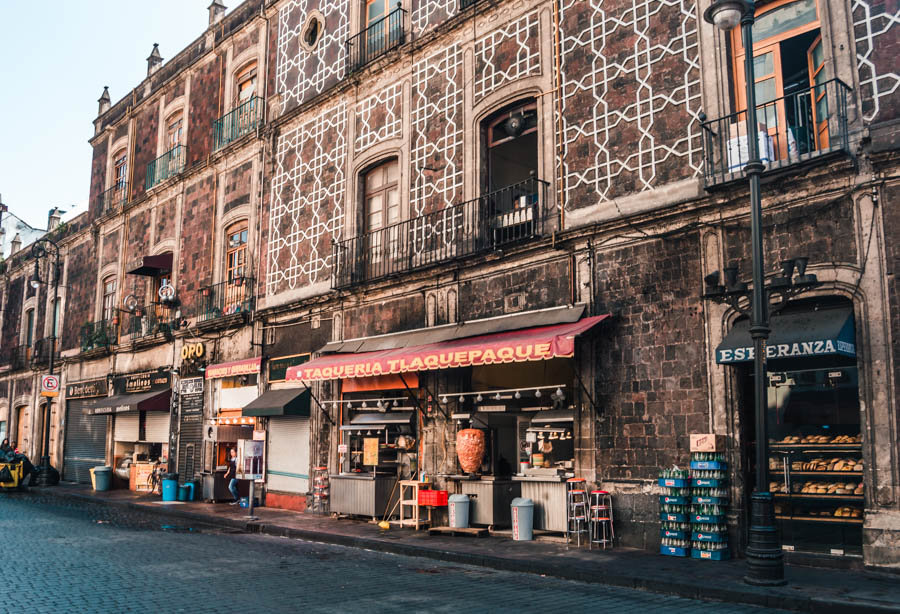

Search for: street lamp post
xmin=30 ymin=236 xmax=62 ymax=487
xmin=703 ymin=0 xmax=786 ymax=586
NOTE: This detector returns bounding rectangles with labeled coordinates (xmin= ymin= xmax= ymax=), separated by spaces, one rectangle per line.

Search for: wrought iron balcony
xmin=30 ymin=338 xmax=59 ymax=367
xmin=79 ymin=320 xmax=117 ymax=353
xmin=346 ymin=6 xmax=406 ymax=74
xmin=196 ymin=277 xmax=255 ymax=324
xmin=97 ymin=182 xmax=129 ymax=216
xmin=145 ymin=144 xmax=187 ymax=190
xmin=333 ymin=177 xmax=550 ymax=289
xmin=213 ymin=96 xmax=265 ymax=151
xmin=701 ymin=79 xmax=851 ymax=187
xmin=123 ymin=303 xmax=176 ymax=340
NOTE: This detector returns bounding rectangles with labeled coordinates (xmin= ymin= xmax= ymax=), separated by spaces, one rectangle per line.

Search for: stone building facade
xmin=1 ymin=0 xmax=898 ymax=569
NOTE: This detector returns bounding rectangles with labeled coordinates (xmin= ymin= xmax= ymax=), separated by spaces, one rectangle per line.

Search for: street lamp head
xmin=30 ymin=260 xmax=41 ymax=289
xmin=703 ymin=0 xmax=753 ymax=32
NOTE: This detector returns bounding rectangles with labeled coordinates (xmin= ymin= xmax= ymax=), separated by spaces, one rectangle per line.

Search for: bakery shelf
xmin=774 ymin=471 xmax=862 ymax=477
xmin=773 ymin=493 xmax=863 ymax=501
xmin=775 ymin=515 xmax=863 ymax=525
xmin=769 ymin=443 xmax=861 ymax=451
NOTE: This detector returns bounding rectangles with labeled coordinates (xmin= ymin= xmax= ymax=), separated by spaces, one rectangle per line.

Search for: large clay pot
xmin=457 ymin=428 xmax=486 ymax=474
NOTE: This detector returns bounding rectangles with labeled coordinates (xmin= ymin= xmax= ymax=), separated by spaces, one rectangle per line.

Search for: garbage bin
xmin=189 ymin=479 xmax=201 ymax=501
xmin=162 ymin=472 xmax=179 ymax=501
xmin=92 ymin=466 xmax=112 ymax=492
xmin=511 ymin=497 xmax=534 ymax=541
xmin=448 ymin=494 xmax=470 ymax=528
xmin=177 ymin=484 xmax=190 ymax=501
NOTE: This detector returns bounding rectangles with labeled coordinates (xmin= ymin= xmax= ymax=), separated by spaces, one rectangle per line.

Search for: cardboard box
xmin=690 ymin=433 xmax=725 ymax=452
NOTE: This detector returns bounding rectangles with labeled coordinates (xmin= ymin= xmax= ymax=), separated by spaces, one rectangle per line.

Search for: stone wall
xmin=130 ymin=105 xmax=160 ymax=202
xmin=1 ymin=277 xmax=24 ymax=348
xmin=89 ymin=140 xmax=108 ymax=219
xmin=61 ymin=240 xmax=97 ymax=350
xmin=187 ymin=58 xmax=222 ymax=168
xmin=458 ymin=258 xmax=571 ymax=321
xmin=179 ymin=175 xmax=217 ymax=317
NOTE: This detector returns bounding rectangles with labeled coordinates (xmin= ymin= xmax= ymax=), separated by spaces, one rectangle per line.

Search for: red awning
xmin=127 ymin=253 xmax=173 ymax=276
xmin=286 ymin=315 xmax=608 ymax=383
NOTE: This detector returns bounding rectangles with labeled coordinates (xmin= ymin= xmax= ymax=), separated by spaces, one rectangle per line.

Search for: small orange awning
xmin=286 ymin=315 xmax=608 ymax=383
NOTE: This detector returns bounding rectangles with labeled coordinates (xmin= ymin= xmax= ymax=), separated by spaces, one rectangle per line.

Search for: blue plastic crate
xmin=660 ymin=545 xmax=690 ymax=557
xmin=661 ymin=528 xmax=688 ymax=540
xmin=658 ymin=477 xmax=689 ymax=488
xmin=660 ymin=512 xmax=687 ymax=523
xmin=692 ymin=478 xmax=726 ymax=488
xmin=691 ymin=548 xmax=730 ymax=561
xmin=692 ymin=531 xmax=727 ymax=542
xmin=692 ymin=514 xmax=726 ymax=524
xmin=692 ymin=496 xmax=728 ymax=505
xmin=659 ymin=495 xmax=688 ymax=505
xmin=690 ymin=460 xmax=726 ymax=470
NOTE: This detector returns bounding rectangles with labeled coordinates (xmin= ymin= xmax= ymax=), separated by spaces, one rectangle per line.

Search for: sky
xmin=0 ymin=1 xmax=228 ymax=230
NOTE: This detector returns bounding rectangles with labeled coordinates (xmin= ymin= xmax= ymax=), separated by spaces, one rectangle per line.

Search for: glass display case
xmin=766 ymin=367 xmax=863 ymax=555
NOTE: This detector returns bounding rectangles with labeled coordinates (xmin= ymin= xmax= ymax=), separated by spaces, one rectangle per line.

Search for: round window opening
xmin=301 ymin=12 xmax=325 ymax=51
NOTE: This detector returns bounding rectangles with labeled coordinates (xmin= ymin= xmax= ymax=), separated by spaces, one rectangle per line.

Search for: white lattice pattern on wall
xmin=853 ymin=0 xmax=900 ymax=123
xmin=556 ymin=0 xmax=702 ymax=205
xmin=474 ymin=10 xmax=541 ymax=102
xmin=355 ymin=82 xmax=403 ymax=152
xmin=276 ymin=0 xmax=349 ymax=112
xmin=268 ymin=102 xmax=347 ymax=293
xmin=413 ymin=0 xmax=456 ymax=35
xmin=411 ymin=44 xmax=464 ymax=217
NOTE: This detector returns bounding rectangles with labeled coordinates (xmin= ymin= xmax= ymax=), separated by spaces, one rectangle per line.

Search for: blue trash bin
xmin=511 ymin=497 xmax=534 ymax=541
xmin=161 ymin=473 xmax=179 ymax=501
xmin=448 ymin=494 xmax=470 ymax=528
xmin=92 ymin=466 xmax=112 ymax=492
xmin=177 ymin=484 xmax=189 ymax=501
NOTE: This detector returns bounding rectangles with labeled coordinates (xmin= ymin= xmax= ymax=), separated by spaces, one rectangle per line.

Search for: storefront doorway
xmin=719 ymin=298 xmax=863 ymax=557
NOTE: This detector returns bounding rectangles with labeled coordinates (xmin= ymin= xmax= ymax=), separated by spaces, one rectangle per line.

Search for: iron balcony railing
xmin=213 ymin=96 xmax=265 ymax=151
xmin=145 ymin=144 xmax=187 ymax=190
xmin=346 ymin=6 xmax=406 ymax=74
xmin=79 ymin=320 xmax=117 ymax=353
xmin=30 ymin=338 xmax=58 ymax=367
xmin=701 ymin=78 xmax=851 ymax=186
xmin=333 ymin=177 xmax=550 ymax=289
xmin=197 ymin=277 xmax=255 ymax=324
xmin=459 ymin=0 xmax=480 ymax=9
xmin=97 ymin=181 xmax=129 ymax=216
xmin=124 ymin=303 xmax=176 ymax=340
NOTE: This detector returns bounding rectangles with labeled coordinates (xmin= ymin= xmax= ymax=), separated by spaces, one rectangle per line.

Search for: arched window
xmin=362 ymin=159 xmax=400 ymax=271
xmin=113 ymin=149 xmax=128 ymax=191
xmin=25 ymin=308 xmax=35 ymax=347
xmin=166 ymin=114 xmax=183 ymax=151
xmin=102 ymin=276 xmax=117 ymax=322
xmin=483 ymin=100 xmax=538 ymax=193
xmin=223 ymin=221 xmax=249 ymax=315
xmin=234 ymin=62 xmax=257 ymax=108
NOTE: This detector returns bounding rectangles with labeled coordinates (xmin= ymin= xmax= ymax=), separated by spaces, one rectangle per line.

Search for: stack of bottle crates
xmin=659 ymin=467 xmax=691 ymax=556
xmin=690 ymin=450 xmax=729 ymax=560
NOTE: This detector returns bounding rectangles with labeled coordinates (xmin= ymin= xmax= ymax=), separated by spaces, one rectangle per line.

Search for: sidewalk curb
xmin=35 ymin=488 xmax=899 ymax=614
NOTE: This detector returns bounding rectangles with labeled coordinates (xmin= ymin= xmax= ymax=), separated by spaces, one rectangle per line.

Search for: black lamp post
xmin=702 ymin=0 xmax=810 ymax=586
xmin=30 ymin=237 xmax=62 ymax=487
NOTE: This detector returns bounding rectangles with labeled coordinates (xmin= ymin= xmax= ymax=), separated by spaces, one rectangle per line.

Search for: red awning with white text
xmin=286 ymin=315 xmax=609 ymax=383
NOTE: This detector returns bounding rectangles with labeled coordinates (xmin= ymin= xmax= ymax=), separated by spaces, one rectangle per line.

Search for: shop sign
xmin=180 ymin=377 xmax=204 ymax=423
xmin=717 ymin=339 xmax=856 ymax=364
xmin=363 ymin=438 xmax=379 ymax=466
xmin=205 ymin=357 xmax=262 ymax=380
xmin=66 ymin=378 xmax=108 ymax=400
xmin=268 ymin=353 xmax=309 ymax=383
xmin=181 ymin=342 xmax=205 ymax=360
xmin=116 ymin=371 xmax=172 ymax=395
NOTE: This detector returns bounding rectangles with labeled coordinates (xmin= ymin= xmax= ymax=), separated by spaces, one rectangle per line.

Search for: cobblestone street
xmin=0 ymin=492 xmax=788 ymax=613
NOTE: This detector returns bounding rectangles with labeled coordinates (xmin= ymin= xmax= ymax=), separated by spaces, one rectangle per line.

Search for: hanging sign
xmin=363 ymin=438 xmax=379 ymax=466
xmin=40 ymin=375 xmax=60 ymax=398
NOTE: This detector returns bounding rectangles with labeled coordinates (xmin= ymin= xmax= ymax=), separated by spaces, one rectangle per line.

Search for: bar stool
xmin=566 ymin=478 xmax=589 ymax=548
xmin=589 ymin=490 xmax=614 ymax=549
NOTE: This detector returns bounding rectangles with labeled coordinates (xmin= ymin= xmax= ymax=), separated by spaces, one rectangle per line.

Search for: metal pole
xmin=740 ymin=11 xmax=784 ymax=586
xmin=36 ymin=239 xmax=61 ymax=486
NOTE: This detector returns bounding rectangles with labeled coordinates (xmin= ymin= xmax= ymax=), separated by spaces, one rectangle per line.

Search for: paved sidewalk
xmin=33 ymin=484 xmax=900 ymax=613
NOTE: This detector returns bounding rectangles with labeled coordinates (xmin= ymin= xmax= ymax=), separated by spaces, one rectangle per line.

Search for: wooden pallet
xmin=428 ymin=525 xmax=489 ymax=538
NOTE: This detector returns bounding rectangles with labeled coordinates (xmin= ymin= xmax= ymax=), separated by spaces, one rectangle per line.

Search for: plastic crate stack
xmin=690 ymin=452 xmax=729 ymax=560
xmin=659 ymin=468 xmax=692 ymax=556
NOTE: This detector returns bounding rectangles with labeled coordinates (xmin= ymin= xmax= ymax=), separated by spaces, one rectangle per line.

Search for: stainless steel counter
xmin=512 ymin=476 xmax=567 ymax=532
xmin=330 ymin=474 xmax=399 ymax=519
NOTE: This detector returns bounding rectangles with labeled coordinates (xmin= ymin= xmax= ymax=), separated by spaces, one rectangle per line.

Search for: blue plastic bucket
xmin=162 ymin=473 xmax=179 ymax=501
xmin=92 ymin=466 xmax=112 ymax=492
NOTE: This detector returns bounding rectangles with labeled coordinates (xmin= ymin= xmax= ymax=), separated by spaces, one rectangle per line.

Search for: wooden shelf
xmin=774 ymin=493 xmax=863 ymax=501
xmin=776 ymin=515 xmax=863 ymax=525
xmin=770 ymin=471 xmax=862 ymax=477
xmin=769 ymin=444 xmax=861 ymax=451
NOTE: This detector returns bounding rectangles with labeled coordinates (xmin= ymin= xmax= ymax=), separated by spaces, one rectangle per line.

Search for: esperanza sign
xmin=286 ymin=315 xmax=609 ymax=382
xmin=717 ymin=339 xmax=856 ymax=364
